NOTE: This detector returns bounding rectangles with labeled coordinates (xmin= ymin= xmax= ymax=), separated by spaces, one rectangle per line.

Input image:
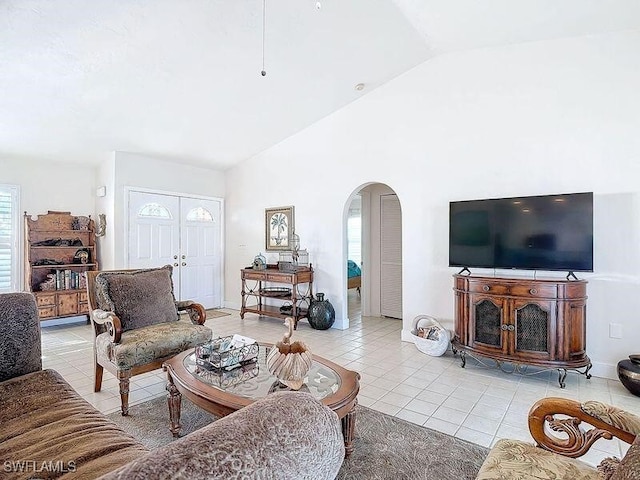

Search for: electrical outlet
xmin=609 ymin=323 xmax=623 ymax=339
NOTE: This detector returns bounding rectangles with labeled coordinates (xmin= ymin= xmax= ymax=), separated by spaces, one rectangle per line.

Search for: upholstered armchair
xmin=87 ymin=265 xmax=212 ymax=415
xmin=476 ymin=396 xmax=640 ymax=479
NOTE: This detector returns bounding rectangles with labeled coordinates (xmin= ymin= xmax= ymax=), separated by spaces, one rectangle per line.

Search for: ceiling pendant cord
xmin=261 ymin=0 xmax=267 ymax=76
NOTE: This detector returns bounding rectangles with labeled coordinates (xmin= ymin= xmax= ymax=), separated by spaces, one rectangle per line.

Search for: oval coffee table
xmin=163 ymin=343 xmax=360 ymax=457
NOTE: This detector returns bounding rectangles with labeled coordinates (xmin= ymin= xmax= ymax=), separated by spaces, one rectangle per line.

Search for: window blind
xmin=0 ymin=185 xmax=19 ymax=292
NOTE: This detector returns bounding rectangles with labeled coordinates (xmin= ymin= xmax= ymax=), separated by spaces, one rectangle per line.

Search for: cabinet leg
xmin=460 ymin=350 xmax=467 ymax=368
xmin=558 ymin=368 xmax=567 ymax=388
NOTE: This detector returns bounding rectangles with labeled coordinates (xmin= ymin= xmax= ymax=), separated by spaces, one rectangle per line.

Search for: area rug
xmin=107 ymin=396 xmax=488 ymax=479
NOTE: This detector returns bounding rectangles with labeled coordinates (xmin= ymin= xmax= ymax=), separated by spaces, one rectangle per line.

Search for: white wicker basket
xmin=410 ymin=315 xmax=450 ymax=356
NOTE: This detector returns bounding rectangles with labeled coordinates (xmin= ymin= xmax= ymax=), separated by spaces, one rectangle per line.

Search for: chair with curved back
xmin=86 ymin=265 xmax=212 ymax=415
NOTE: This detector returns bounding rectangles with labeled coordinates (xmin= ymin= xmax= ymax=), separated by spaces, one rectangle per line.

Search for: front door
xmin=127 ymin=190 xmax=222 ymax=308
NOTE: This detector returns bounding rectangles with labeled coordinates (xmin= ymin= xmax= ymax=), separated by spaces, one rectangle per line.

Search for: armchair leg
xmin=94 ymin=362 xmax=104 ymax=392
xmin=118 ymin=370 xmax=132 ymax=416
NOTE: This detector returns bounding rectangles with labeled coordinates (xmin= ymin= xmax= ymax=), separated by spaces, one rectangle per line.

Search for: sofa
xmin=0 ymin=293 xmax=345 ymax=479
xmin=476 ymin=396 xmax=640 ymax=479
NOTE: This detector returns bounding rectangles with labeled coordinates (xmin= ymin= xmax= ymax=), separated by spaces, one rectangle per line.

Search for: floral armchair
xmin=87 ymin=265 xmax=212 ymax=415
xmin=476 ymin=396 xmax=640 ymax=480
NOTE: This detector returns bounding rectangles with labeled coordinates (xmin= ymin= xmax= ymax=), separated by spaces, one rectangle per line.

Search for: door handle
xmin=173 ymin=263 xmax=178 ymax=267
xmin=174 ymin=255 xmax=178 ymax=260
xmin=182 ymin=262 xmax=187 ymax=266
xmin=181 ymin=255 xmax=186 ymax=259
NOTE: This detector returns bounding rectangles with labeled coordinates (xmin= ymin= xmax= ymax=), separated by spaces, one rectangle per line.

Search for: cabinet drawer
xmin=243 ymin=271 xmax=266 ymax=281
xmin=78 ymin=302 xmax=89 ymax=314
xmin=38 ymin=306 xmax=56 ymax=318
xmin=267 ymin=273 xmax=292 ymax=283
xmin=510 ymin=284 xmax=557 ymax=298
xmin=468 ymin=282 xmax=509 ymax=295
xmin=78 ymin=291 xmax=88 ymax=303
xmin=36 ymin=293 xmax=56 ymax=307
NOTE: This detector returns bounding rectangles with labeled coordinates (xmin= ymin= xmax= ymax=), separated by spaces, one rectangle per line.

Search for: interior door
xmin=380 ymin=194 xmax=402 ymax=318
xmin=128 ymin=191 xmax=223 ymax=308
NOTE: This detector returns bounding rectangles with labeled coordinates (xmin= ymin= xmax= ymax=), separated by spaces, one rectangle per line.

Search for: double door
xmin=128 ymin=191 xmax=222 ymax=309
xmin=469 ymin=293 xmax=555 ymax=363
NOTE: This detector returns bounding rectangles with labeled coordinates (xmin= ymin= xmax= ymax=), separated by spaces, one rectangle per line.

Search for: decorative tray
xmin=195 ymin=335 xmax=259 ymax=371
xmin=194 ymin=361 xmax=260 ymax=389
xmin=258 ymin=287 xmax=291 ymax=297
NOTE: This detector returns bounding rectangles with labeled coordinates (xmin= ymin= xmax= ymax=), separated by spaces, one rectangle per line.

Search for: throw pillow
xmin=94 ymin=265 xmax=179 ymax=332
xmin=609 ymin=435 xmax=640 ymax=480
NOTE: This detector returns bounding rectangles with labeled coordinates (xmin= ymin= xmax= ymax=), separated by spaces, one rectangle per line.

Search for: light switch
xmin=609 ymin=323 xmax=623 ymax=339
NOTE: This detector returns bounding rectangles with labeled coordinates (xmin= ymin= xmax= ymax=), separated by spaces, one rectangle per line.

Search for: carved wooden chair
xmin=86 ymin=265 xmax=212 ymax=415
xmin=476 ymin=396 xmax=640 ymax=479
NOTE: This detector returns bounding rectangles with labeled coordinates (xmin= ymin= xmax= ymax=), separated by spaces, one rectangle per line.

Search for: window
xmin=186 ymin=207 xmax=214 ymax=222
xmin=0 ymin=185 xmax=20 ymax=292
xmin=138 ymin=203 xmax=172 ymax=218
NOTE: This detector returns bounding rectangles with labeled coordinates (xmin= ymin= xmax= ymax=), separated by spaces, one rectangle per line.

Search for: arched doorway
xmin=344 ymin=182 xmax=402 ymax=327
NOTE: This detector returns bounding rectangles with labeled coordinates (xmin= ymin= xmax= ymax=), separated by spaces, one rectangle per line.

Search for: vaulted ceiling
xmin=1 ymin=0 xmax=639 ymax=170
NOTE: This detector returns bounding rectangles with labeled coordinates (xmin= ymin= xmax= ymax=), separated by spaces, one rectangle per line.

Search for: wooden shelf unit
xmin=240 ymin=265 xmax=314 ymax=329
xmin=24 ymin=211 xmax=99 ymax=321
xmin=452 ymin=274 xmax=591 ymax=387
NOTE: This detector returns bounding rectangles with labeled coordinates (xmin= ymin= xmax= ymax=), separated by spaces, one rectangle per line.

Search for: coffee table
xmin=163 ymin=343 xmax=360 ymax=456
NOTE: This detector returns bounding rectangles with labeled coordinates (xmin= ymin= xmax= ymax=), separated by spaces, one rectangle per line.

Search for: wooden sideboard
xmin=240 ymin=265 xmax=314 ymax=329
xmin=452 ymin=274 xmax=591 ymax=387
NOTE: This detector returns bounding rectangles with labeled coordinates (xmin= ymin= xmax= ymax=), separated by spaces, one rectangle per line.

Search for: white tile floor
xmin=40 ymin=290 xmax=640 ymax=468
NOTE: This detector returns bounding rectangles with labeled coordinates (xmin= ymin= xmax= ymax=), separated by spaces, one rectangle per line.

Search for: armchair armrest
xmin=175 ymin=300 xmax=206 ymax=325
xmin=91 ymin=309 xmax=123 ymax=343
xmin=528 ymin=397 xmax=638 ymax=458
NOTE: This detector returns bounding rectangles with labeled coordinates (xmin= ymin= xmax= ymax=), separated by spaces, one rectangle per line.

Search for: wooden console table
xmin=240 ymin=265 xmax=313 ymax=329
xmin=452 ymin=274 xmax=591 ymax=387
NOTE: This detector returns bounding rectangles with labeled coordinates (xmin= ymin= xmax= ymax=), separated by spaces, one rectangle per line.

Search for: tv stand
xmin=566 ymin=271 xmax=579 ymax=281
xmin=452 ymin=274 xmax=591 ymax=388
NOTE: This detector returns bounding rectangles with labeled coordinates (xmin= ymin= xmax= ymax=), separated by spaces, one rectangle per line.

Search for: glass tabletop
xmin=183 ymin=344 xmax=341 ymax=401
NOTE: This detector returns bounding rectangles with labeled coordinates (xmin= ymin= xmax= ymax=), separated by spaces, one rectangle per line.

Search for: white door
xmin=179 ymin=197 xmax=222 ymax=309
xmin=380 ymin=194 xmax=402 ymax=318
xmin=128 ymin=191 xmax=223 ymax=308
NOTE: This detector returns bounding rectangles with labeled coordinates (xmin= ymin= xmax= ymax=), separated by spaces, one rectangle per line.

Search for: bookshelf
xmin=24 ymin=211 xmax=99 ymax=320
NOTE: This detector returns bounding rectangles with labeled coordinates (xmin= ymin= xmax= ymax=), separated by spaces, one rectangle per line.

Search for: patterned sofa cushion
xmin=0 ymin=293 xmax=41 ymax=382
xmin=96 ymin=321 xmax=212 ymax=369
xmin=94 ymin=266 xmax=179 ymax=332
xmin=609 ymin=435 xmax=640 ymax=480
xmin=0 ymin=369 xmax=148 ymax=480
xmin=476 ymin=439 xmax=600 ymax=480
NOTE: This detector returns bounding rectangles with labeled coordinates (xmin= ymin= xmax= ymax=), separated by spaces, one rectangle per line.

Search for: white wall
xmin=225 ymin=30 xmax=640 ymax=379
xmin=2 ymin=159 xmax=96 ymax=217
xmin=97 ymin=152 xmax=226 ymax=268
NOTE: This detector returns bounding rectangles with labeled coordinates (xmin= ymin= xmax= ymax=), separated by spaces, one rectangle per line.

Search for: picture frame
xmin=265 ymin=206 xmax=295 ymax=251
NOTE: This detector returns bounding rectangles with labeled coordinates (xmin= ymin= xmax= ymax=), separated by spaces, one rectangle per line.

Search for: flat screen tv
xmin=449 ymin=192 xmax=593 ymax=272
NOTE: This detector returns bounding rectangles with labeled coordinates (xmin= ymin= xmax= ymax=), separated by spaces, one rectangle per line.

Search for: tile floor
xmin=41 ymin=290 xmax=640 ymax=468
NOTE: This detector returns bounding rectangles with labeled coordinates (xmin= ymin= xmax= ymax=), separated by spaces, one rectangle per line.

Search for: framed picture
xmin=265 ymin=206 xmax=295 ymax=251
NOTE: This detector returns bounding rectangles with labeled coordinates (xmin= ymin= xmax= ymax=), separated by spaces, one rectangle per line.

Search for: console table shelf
xmin=240 ymin=265 xmax=313 ymax=329
xmin=452 ymin=274 xmax=591 ymax=387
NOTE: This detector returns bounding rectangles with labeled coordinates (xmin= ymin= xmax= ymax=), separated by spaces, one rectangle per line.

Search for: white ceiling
xmin=1 ymin=0 xmax=639 ymax=170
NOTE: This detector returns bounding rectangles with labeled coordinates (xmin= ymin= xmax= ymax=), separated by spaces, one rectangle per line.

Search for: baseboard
xmin=589 ymin=361 xmax=617 ymax=381
xmin=224 ymin=300 xmax=240 ymax=310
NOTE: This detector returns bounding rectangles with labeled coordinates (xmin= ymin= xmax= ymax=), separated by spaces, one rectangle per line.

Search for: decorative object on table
xmin=278 ymin=250 xmax=309 ymax=271
xmin=258 ymin=286 xmax=291 ymax=297
xmin=410 ymin=315 xmax=450 ymax=356
xmin=195 ymin=360 xmax=260 ymax=389
xmin=617 ymin=354 xmax=640 ymax=396
xmin=266 ymin=317 xmax=312 ymax=390
xmin=195 ymin=334 xmax=259 ymax=371
xmin=265 ymin=205 xmax=294 ymax=251
xmin=308 ymin=293 xmax=335 ymax=330
xmin=252 ymin=252 xmax=267 ymax=270
xmin=71 ymin=215 xmax=91 ymax=230
xmin=95 ymin=213 xmax=107 ymax=237
xmin=279 ymin=302 xmax=293 ymax=314
xmin=73 ymin=248 xmax=90 ymax=264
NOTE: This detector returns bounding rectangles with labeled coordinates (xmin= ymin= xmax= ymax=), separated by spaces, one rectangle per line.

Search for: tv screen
xmin=449 ymin=192 xmax=593 ymax=272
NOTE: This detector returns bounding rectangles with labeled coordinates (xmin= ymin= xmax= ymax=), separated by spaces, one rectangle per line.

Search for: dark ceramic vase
xmin=617 ymin=355 xmax=640 ymax=397
xmin=308 ymin=293 xmax=335 ymax=330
